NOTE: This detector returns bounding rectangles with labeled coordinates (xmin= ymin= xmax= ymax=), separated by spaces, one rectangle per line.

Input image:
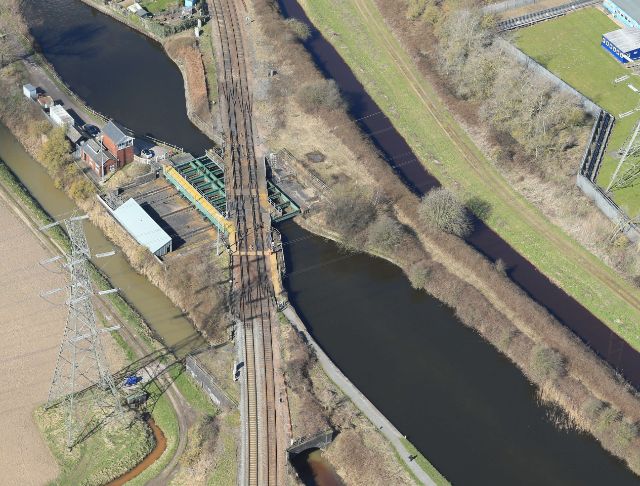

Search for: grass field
xmin=141 ymin=0 xmax=178 ymax=14
xmin=299 ymin=0 xmax=640 ymax=351
xmin=516 ymin=7 xmax=640 ymax=216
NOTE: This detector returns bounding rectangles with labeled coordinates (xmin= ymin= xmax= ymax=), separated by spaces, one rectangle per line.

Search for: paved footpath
xmin=283 ymin=306 xmax=438 ymax=486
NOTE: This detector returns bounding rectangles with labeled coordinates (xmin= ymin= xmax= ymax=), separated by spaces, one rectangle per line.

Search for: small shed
xmin=50 ymin=105 xmax=74 ymax=127
xmin=66 ymin=125 xmax=83 ymax=145
xmin=113 ymin=198 xmax=172 ymax=256
xmin=22 ymin=84 xmax=37 ymax=100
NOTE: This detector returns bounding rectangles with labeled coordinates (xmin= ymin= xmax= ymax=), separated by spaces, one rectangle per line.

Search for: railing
xmin=185 ymin=355 xmax=238 ymax=409
xmin=497 ymin=0 xmax=598 ymax=31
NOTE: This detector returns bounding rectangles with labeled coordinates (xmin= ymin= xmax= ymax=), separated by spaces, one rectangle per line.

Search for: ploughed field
xmin=0 ymin=194 xmax=63 ymax=485
xmin=516 ymin=7 xmax=640 ymax=215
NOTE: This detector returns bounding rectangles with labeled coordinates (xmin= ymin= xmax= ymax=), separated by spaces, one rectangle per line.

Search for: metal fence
xmin=497 ymin=0 xmax=598 ymax=31
xmin=185 ymin=355 xmax=237 ymax=409
xmin=483 ymin=0 xmax=539 ymax=14
xmin=497 ymin=39 xmax=601 ymax=116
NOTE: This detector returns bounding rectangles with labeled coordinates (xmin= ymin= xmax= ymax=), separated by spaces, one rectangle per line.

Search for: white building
xmin=49 ymin=105 xmax=74 ymax=128
xmin=113 ymin=198 xmax=172 ymax=256
xmin=22 ymin=84 xmax=37 ymax=100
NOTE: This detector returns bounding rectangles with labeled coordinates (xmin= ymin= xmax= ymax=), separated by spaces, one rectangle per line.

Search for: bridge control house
xmin=602 ymin=28 xmax=640 ymax=64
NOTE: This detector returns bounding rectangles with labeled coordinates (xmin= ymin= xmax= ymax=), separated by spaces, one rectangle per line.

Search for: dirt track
xmin=0 ymin=194 xmax=63 ymax=485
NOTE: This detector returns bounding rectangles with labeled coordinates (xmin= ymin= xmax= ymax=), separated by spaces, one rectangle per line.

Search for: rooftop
xmin=82 ymin=139 xmax=114 ymax=167
xmin=604 ymin=28 xmax=640 ymax=52
xmin=113 ymin=198 xmax=171 ymax=254
xmin=103 ymin=120 xmax=133 ymax=146
xmin=612 ymin=0 xmax=640 ymax=23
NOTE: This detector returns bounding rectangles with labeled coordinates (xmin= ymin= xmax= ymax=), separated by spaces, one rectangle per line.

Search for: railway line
xmin=209 ymin=0 xmax=284 ymax=484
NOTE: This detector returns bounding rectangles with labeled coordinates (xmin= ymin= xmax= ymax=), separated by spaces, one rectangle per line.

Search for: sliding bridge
xmin=163 ymin=151 xmax=301 ymax=237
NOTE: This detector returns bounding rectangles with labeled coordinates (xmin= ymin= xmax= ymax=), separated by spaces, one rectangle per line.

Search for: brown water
xmin=106 ymin=418 xmax=167 ymax=486
xmin=0 ymin=123 xmax=204 ymax=354
xmin=290 ymin=449 xmax=345 ymax=486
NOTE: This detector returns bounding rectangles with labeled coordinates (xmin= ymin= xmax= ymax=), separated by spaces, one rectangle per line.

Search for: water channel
xmin=11 ymin=0 xmax=640 ymax=484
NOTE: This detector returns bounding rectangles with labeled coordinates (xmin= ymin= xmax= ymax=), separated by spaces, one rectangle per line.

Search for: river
xmin=13 ymin=0 xmax=640 ymax=484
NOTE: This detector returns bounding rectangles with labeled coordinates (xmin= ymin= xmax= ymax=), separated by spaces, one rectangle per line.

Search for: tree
xmin=418 ymin=187 xmax=472 ymax=237
xmin=285 ymin=18 xmax=311 ymax=41
xmin=38 ymin=126 xmax=71 ymax=173
xmin=296 ymin=79 xmax=344 ymax=113
xmin=367 ymin=214 xmax=403 ymax=252
xmin=326 ymin=185 xmax=377 ymax=246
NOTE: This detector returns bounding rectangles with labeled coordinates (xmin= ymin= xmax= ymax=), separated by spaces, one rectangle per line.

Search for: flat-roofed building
xmin=602 ymin=28 xmax=640 ymax=63
xmin=113 ymin=198 xmax=172 ymax=256
xmin=49 ymin=104 xmax=74 ymax=128
xmin=604 ymin=0 xmax=640 ymax=29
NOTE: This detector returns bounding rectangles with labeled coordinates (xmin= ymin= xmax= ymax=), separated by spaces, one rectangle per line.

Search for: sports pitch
xmin=516 ymin=7 xmax=640 ymax=216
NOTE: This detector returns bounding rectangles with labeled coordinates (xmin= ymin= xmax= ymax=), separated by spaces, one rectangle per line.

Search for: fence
xmin=483 ymin=0 xmax=539 ymax=14
xmin=496 ymin=0 xmax=598 ymax=31
xmin=185 ymin=355 xmax=237 ymax=409
xmin=497 ymin=39 xmax=601 ymax=116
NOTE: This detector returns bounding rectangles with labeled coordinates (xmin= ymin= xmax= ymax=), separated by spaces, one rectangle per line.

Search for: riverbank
xmin=250 ymin=0 xmax=640 ymax=475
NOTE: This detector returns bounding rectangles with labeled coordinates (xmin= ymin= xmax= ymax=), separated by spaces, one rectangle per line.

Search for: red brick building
xmin=101 ymin=120 xmax=134 ymax=167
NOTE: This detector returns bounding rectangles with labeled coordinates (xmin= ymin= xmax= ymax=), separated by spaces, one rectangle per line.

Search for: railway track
xmin=209 ymin=0 xmax=283 ymax=484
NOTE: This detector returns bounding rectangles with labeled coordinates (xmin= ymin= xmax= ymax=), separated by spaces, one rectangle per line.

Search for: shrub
xmin=68 ymin=178 xmax=95 ymax=201
xmin=326 ymin=185 xmax=377 ymax=247
xmin=38 ymin=126 xmax=71 ymax=173
xmin=285 ymin=18 xmax=311 ymax=41
xmin=296 ymin=79 xmax=344 ymax=112
xmin=529 ymin=345 xmax=565 ymax=381
xmin=407 ymin=261 xmax=432 ymax=290
xmin=418 ymin=187 xmax=472 ymax=237
xmin=367 ymin=214 xmax=403 ymax=252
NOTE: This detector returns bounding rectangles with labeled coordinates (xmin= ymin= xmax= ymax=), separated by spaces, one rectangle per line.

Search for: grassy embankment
xmin=516 ymin=8 xmax=640 ymax=214
xmin=399 ymin=438 xmax=451 ymax=486
xmin=299 ymin=0 xmax=640 ymax=351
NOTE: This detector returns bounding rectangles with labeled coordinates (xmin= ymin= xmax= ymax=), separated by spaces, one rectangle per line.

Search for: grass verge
xmin=399 ymin=438 xmax=451 ymax=486
xmin=298 ymin=0 xmax=640 ymax=351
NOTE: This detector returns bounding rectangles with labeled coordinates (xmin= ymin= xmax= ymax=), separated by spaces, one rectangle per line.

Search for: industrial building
xmin=602 ymin=28 xmax=640 ymax=63
xmin=604 ymin=0 xmax=640 ymax=29
xmin=113 ymin=198 xmax=172 ymax=256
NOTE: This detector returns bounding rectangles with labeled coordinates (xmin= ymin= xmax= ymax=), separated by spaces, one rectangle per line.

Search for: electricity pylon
xmin=42 ymin=215 xmax=121 ymax=449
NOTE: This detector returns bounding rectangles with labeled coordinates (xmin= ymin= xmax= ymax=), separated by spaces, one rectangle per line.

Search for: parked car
xmin=141 ymin=148 xmax=154 ymax=159
xmin=83 ymin=124 xmax=99 ymax=137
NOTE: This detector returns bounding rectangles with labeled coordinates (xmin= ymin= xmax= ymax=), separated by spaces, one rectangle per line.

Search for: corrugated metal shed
xmin=604 ymin=28 xmax=640 ymax=53
xmin=50 ymin=104 xmax=74 ymax=127
xmin=113 ymin=198 xmax=172 ymax=256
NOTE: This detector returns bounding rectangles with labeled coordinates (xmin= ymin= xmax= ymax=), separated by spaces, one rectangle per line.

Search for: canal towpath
xmin=282 ymin=306 xmax=438 ymax=486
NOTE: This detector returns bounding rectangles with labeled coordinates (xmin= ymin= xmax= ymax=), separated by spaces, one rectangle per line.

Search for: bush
xmin=286 ymin=18 xmax=311 ymax=41
xmin=296 ymin=79 xmax=344 ymax=112
xmin=407 ymin=261 xmax=432 ymax=290
xmin=367 ymin=214 xmax=403 ymax=252
xmin=326 ymin=185 xmax=377 ymax=246
xmin=418 ymin=187 xmax=472 ymax=237
xmin=38 ymin=126 xmax=71 ymax=173
xmin=529 ymin=345 xmax=565 ymax=381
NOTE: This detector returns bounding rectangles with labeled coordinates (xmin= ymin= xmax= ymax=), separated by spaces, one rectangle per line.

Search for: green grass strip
xmin=400 ymin=438 xmax=451 ymax=486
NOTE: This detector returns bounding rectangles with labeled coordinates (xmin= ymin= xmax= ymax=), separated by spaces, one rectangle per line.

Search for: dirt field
xmin=0 ymin=194 xmax=64 ymax=485
xmin=0 ymin=191 xmax=128 ymax=485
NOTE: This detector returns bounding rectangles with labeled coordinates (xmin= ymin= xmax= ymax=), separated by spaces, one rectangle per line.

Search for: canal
xmin=13 ymin=0 xmax=639 ymax=484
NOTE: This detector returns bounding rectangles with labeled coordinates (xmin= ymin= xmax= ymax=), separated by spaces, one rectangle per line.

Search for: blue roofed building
xmin=604 ymin=0 xmax=640 ymax=29
xmin=602 ymin=28 xmax=640 ymax=63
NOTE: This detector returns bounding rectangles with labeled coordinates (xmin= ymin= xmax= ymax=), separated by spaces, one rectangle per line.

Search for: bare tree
xmin=418 ymin=187 xmax=472 ymax=237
